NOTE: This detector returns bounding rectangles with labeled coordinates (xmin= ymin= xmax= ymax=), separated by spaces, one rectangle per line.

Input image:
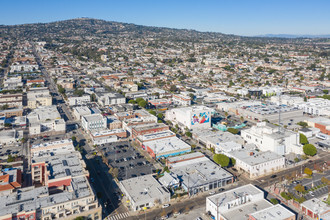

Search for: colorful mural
xmin=191 ymin=112 xmax=210 ymax=125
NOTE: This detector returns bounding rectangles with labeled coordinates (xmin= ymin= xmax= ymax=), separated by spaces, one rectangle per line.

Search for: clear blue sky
xmin=1 ymin=0 xmax=329 ymax=36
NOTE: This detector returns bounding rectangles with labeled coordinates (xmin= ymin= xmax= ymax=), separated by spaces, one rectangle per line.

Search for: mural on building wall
xmin=191 ymin=112 xmax=210 ymax=125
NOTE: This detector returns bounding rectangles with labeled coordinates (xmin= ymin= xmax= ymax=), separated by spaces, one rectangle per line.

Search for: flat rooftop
xmin=172 ymin=159 xmax=233 ymax=188
xmin=83 ymin=113 xmax=104 ymax=122
xmin=167 ymin=152 xmax=205 ymax=163
xmin=207 ymin=184 xmax=263 ymax=206
xmin=120 ymin=174 xmax=169 ymax=203
xmin=222 ymin=199 xmax=272 ymax=220
xmin=32 ymin=152 xmax=85 ymax=180
xmin=145 ymin=136 xmax=191 ymax=155
xmin=138 ymin=130 xmax=174 ymax=142
xmin=132 ymin=123 xmax=168 ymax=132
xmin=229 ymin=149 xmax=284 ymax=166
xmin=250 ymin=204 xmax=295 ymax=220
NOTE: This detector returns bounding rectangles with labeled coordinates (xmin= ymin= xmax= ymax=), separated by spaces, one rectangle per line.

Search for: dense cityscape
xmin=0 ymin=16 xmax=329 ymax=220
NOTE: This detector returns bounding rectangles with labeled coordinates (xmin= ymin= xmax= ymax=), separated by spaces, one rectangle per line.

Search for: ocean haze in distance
xmin=255 ymin=34 xmax=330 ymax=39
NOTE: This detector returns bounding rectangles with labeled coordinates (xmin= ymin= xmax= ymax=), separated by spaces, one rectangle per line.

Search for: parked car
xmin=162 ymin=204 xmax=170 ymax=208
xmin=209 ymin=191 xmax=215 ymax=195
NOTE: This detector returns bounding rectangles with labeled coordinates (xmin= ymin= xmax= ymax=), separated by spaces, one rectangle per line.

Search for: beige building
xmin=0 ymin=93 xmax=23 ymax=108
xmin=27 ymin=88 xmax=52 ymax=109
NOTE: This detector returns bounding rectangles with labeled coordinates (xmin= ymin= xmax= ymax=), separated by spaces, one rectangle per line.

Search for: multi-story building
xmin=225 ymin=149 xmax=285 ymax=178
xmin=96 ymin=92 xmax=125 ymax=106
xmin=0 ymin=93 xmax=23 ymax=108
xmin=241 ymin=122 xmax=302 ymax=155
xmin=165 ymin=106 xmax=213 ymax=130
xmin=73 ymin=106 xmax=92 ymax=120
xmin=27 ymin=106 xmax=66 ymax=136
xmin=0 ymin=107 xmax=23 ymax=118
xmin=68 ymin=95 xmax=91 ymax=106
xmin=172 ymin=94 xmax=191 ymax=106
xmin=27 ymin=87 xmax=52 ymax=109
xmin=81 ymin=114 xmax=107 ymax=131
xmin=206 ymin=184 xmax=295 ymax=220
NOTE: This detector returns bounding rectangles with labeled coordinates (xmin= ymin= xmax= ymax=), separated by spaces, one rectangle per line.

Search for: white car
xmin=209 ymin=191 xmax=215 ymax=195
xmin=162 ymin=204 xmax=170 ymax=208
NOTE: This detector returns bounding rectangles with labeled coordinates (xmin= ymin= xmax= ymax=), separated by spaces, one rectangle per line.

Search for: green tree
xmin=90 ymin=93 xmax=97 ymax=102
xmin=230 ymin=158 xmax=236 ymax=166
xmin=138 ymin=100 xmax=148 ymax=108
xmin=280 ymin=192 xmax=292 ymax=200
xmin=303 ymin=144 xmax=317 ymax=156
xmin=299 ymin=133 xmax=309 ymax=145
xmin=170 ymin=85 xmax=177 ymax=92
xmin=128 ymin=99 xmax=137 ymax=104
xmin=185 ymin=131 xmax=192 ymax=138
xmin=294 ymin=184 xmax=306 ymax=194
xmin=73 ymin=89 xmax=84 ymax=97
xmin=149 ymin=110 xmax=156 ymax=116
xmin=270 ymin=198 xmax=279 ymax=205
xmin=297 ymin=121 xmax=308 ymax=128
xmin=7 ymin=155 xmax=15 ymax=163
xmin=135 ymin=97 xmax=144 ymax=103
xmin=227 ymin=128 xmax=239 ymax=134
xmin=0 ymin=104 xmax=9 ymax=110
xmin=57 ymin=85 xmax=66 ymax=94
xmin=71 ymin=136 xmax=77 ymax=142
xmin=213 ymin=154 xmax=230 ymax=167
xmin=304 ymin=167 xmax=313 ymax=176
xmin=74 ymin=217 xmax=85 ymax=220
xmin=157 ymin=113 xmax=164 ymax=120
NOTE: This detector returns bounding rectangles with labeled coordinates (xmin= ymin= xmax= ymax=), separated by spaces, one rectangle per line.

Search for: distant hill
xmin=0 ymin=18 xmax=329 ymax=43
xmin=256 ymin=34 xmax=330 ymax=39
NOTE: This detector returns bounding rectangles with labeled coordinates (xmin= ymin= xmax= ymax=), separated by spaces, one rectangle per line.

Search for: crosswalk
xmin=107 ymin=212 xmax=130 ymax=220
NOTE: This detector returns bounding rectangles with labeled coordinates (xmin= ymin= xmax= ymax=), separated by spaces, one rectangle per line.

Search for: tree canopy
xmin=303 ymin=144 xmax=317 ymax=156
xmin=299 ymin=133 xmax=309 ymax=145
xmin=213 ymin=154 xmax=230 ymax=167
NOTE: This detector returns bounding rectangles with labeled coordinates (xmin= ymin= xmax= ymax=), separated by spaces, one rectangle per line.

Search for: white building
xmin=119 ymin=174 xmax=170 ymax=211
xmin=225 ymin=149 xmax=285 ymax=178
xmin=27 ymin=106 xmax=66 ymax=135
xmin=241 ymin=122 xmax=302 ymax=155
xmin=206 ymin=184 xmax=294 ymax=220
xmin=73 ymin=106 xmax=92 ymax=120
xmin=165 ymin=106 xmax=213 ymax=130
xmin=27 ymin=87 xmax=52 ymax=109
xmin=96 ymin=92 xmax=125 ymax=106
xmin=68 ymin=95 xmax=91 ymax=106
xmin=81 ymin=114 xmax=107 ymax=131
xmin=0 ymin=129 xmax=22 ymax=145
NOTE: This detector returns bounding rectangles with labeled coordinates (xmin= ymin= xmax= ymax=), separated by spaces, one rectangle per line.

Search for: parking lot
xmin=98 ymin=141 xmax=157 ymax=181
xmin=288 ymin=170 xmax=330 ymax=200
xmin=0 ymin=145 xmax=22 ymax=160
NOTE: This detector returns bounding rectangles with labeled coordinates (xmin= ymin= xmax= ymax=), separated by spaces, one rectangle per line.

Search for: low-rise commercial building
xmin=91 ymin=129 xmax=127 ymax=145
xmin=119 ymin=174 xmax=170 ymax=211
xmin=206 ymin=184 xmax=294 ymax=220
xmin=143 ymin=135 xmax=191 ymax=158
xmin=301 ymin=195 xmax=330 ymax=220
xmin=163 ymin=154 xmax=233 ymax=195
xmin=305 ymin=117 xmax=330 ymax=135
xmin=225 ymin=149 xmax=285 ymax=178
